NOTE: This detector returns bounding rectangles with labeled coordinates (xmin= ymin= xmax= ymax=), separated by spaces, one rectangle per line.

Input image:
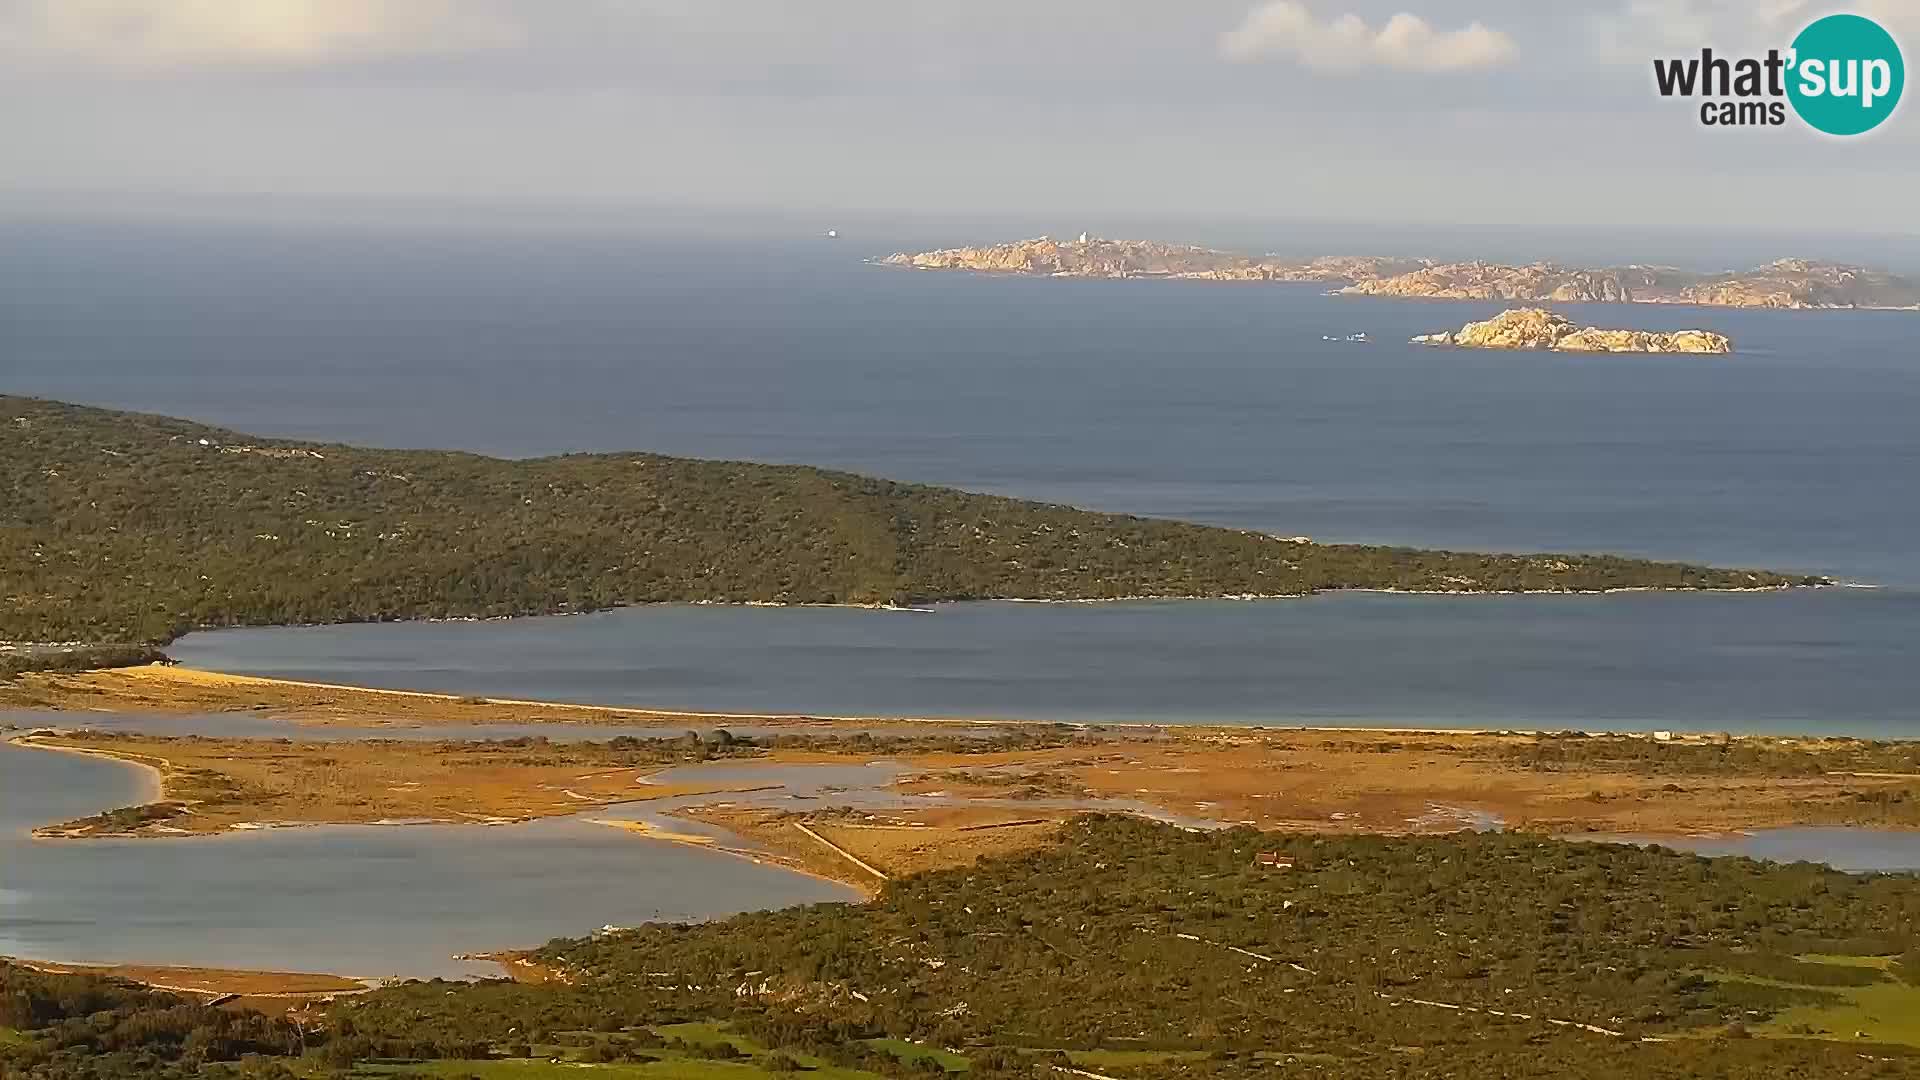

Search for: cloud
xmin=1220 ymin=1 xmax=1515 ymax=72
xmin=0 ymin=0 xmax=520 ymax=70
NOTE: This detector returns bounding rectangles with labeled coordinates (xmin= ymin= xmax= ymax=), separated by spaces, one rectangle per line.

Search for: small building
xmin=1254 ymin=852 xmax=1295 ymax=870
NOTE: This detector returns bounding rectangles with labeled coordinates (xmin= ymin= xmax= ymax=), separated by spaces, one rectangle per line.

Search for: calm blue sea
xmin=7 ymin=215 xmax=1918 ymax=979
xmin=5 ymin=217 xmax=1916 ymax=584
xmin=4 ymin=216 xmax=1917 ymax=735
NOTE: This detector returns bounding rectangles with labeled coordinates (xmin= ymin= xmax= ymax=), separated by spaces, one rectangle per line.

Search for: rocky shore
xmin=1411 ymin=308 xmax=1732 ymax=353
xmin=1343 ymin=257 xmax=1918 ymax=309
xmin=882 ymin=237 xmax=1919 ymax=310
xmin=878 ymin=236 xmax=1420 ymax=281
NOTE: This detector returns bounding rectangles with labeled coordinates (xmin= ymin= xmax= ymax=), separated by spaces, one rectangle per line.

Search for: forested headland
xmin=4 ymin=818 xmax=1919 ymax=1080
xmin=1 ymin=396 xmax=1822 ymax=644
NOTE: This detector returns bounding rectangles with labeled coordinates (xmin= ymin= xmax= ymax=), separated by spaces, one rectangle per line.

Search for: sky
xmin=1 ymin=0 xmax=1916 ymax=233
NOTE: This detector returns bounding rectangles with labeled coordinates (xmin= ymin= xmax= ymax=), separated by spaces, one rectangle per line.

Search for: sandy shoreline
xmin=9 ymin=705 xmax=1918 ymax=996
xmin=3 ymin=957 xmax=372 ymax=997
xmin=0 ymin=663 xmax=1018 ymax=729
xmin=0 ymin=661 xmax=1853 ymax=738
xmin=12 ymin=736 xmax=168 ymax=805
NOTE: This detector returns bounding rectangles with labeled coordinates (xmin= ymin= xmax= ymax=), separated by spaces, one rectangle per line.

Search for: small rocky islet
xmin=1410 ymin=308 xmax=1733 ymax=354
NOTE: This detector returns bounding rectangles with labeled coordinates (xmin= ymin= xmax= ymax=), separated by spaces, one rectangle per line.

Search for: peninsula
xmin=1411 ymin=308 xmax=1733 ymax=353
xmin=0 ymin=396 xmax=1818 ymax=646
xmin=880 ymin=237 xmax=1920 ymax=310
xmin=17 ymin=724 xmax=1920 ymax=852
xmin=9 ymin=814 xmax=1920 ymax=1077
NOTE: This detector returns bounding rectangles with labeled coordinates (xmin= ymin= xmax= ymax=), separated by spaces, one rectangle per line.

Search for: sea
xmin=4 ymin=213 xmax=1915 ymax=736
xmin=3 ymin=212 xmax=1919 ymax=975
xmin=3 ymin=214 xmax=1915 ymax=586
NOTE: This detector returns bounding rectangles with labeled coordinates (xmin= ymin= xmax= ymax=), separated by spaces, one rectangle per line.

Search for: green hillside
xmin=0 ymin=395 xmax=1820 ymax=644
xmin=9 ymin=819 xmax=1919 ymax=1078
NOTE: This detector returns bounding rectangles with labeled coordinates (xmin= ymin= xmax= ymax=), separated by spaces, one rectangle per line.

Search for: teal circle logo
xmin=1788 ymin=14 xmax=1904 ymax=135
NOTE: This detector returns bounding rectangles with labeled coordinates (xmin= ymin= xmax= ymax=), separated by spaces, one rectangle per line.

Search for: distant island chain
xmin=880 ymin=236 xmax=1920 ymax=311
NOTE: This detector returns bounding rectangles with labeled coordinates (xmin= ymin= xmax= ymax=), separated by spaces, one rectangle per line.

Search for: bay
xmin=3 ymin=218 xmax=1915 ymax=586
xmin=171 ymin=590 xmax=1920 ymax=738
xmin=0 ymin=742 xmax=859 ymax=979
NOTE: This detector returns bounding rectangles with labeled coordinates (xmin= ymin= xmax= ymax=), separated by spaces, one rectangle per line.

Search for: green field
xmin=1712 ymin=949 xmax=1920 ymax=1045
xmin=355 ymin=1028 xmax=898 ymax=1080
xmin=648 ymin=1022 xmax=763 ymax=1053
xmin=363 ymin=1063 xmax=879 ymax=1080
xmin=1737 ymin=956 xmax=1920 ymax=1047
xmin=860 ymin=1037 xmax=969 ymax=1071
xmin=10 ymin=822 xmax=1920 ymax=1080
xmin=1066 ymin=1049 xmax=1210 ymax=1068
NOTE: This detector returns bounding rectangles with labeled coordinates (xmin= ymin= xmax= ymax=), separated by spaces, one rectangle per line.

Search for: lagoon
xmin=7 ymin=218 xmax=1920 ymax=979
xmin=7 ymin=723 xmax=1917 ymax=981
xmin=1587 ymin=828 xmax=1920 ymax=874
xmin=171 ymin=589 xmax=1920 ymax=738
xmin=0 ymin=741 xmax=859 ymax=979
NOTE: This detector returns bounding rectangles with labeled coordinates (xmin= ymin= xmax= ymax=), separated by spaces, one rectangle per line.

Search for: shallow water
xmin=0 ymin=742 xmax=860 ymax=978
xmin=171 ymin=590 xmax=1920 ymax=738
xmin=9 ymin=220 xmax=1920 ymax=974
xmin=0 ymin=709 xmax=1019 ymax=743
xmin=7 ymin=736 xmax=1915 ymax=978
xmin=1583 ymin=828 xmax=1920 ymax=874
xmin=0 ymin=740 xmax=1199 ymax=978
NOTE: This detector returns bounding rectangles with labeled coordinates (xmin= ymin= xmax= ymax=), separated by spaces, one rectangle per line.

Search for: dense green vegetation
xmin=0 ymin=965 xmax=306 ymax=1080
xmin=6 ymin=819 xmax=1920 ymax=1079
xmin=0 ymin=646 xmax=169 ymax=680
xmin=534 ymin=818 xmax=1920 ymax=1046
xmin=1488 ymin=733 xmax=1920 ymax=778
xmin=0 ymin=396 xmax=1819 ymax=644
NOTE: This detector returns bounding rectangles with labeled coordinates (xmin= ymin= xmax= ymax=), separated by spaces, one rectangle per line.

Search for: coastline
xmin=10 ymin=709 xmax=1918 ymax=993
xmin=0 ymin=642 xmax=1873 ymax=734
xmin=587 ymin=816 xmax=882 ymax=898
xmin=2 ymin=957 xmax=371 ymax=998
xmin=17 ymin=715 xmax=1920 ymax=839
xmin=872 ymin=258 xmax=1920 ymax=312
xmin=1 ymin=663 xmax=1017 ymax=728
xmin=875 ymin=255 xmax=1920 ymax=311
xmin=0 ymin=577 xmax=1837 ymax=665
xmin=12 ymin=736 xmax=168 ymax=806
xmin=7 ymin=731 xmax=796 ymax=840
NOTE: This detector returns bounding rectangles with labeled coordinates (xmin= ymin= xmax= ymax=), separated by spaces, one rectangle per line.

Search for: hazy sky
xmin=2 ymin=1 xmax=1915 ymax=230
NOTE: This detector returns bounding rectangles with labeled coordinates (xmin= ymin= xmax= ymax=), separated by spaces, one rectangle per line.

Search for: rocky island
xmin=879 ymin=235 xmax=1423 ymax=281
xmin=1341 ymin=257 xmax=1919 ymax=309
xmin=882 ymin=237 xmax=1920 ymax=310
xmin=1412 ymin=308 xmax=1732 ymax=353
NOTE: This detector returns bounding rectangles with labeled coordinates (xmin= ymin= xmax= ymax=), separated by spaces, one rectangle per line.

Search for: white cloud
xmin=1219 ymin=1 xmax=1515 ymax=72
xmin=0 ymin=0 xmax=520 ymax=70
